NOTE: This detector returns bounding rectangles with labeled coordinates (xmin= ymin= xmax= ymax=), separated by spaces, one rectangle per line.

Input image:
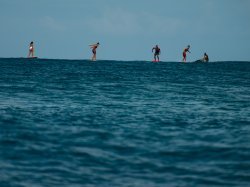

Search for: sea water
xmin=0 ymin=58 xmax=250 ymax=187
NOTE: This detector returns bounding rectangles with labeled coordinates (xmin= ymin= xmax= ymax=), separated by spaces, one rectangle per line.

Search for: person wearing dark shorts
xmin=152 ymin=45 xmax=161 ymax=62
xmin=89 ymin=42 xmax=100 ymax=61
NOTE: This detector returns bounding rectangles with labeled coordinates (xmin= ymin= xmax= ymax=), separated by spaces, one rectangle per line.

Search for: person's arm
xmin=152 ymin=48 xmax=154 ymax=53
xmin=89 ymin=44 xmax=96 ymax=49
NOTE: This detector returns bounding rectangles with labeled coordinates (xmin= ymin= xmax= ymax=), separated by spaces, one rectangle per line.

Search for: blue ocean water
xmin=0 ymin=58 xmax=250 ymax=187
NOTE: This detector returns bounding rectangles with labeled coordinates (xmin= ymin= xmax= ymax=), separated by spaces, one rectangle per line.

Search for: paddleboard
xmin=193 ymin=59 xmax=208 ymax=63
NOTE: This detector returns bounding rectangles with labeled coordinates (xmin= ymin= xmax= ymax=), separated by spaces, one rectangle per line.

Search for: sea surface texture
xmin=0 ymin=58 xmax=250 ymax=187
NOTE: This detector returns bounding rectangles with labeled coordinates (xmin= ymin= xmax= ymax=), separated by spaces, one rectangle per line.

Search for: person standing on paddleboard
xmin=28 ymin=41 xmax=34 ymax=58
xmin=182 ymin=45 xmax=191 ymax=62
xmin=152 ymin=45 xmax=161 ymax=62
xmin=89 ymin=42 xmax=100 ymax=61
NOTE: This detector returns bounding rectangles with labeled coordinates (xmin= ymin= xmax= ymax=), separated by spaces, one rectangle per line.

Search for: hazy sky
xmin=0 ymin=0 xmax=250 ymax=61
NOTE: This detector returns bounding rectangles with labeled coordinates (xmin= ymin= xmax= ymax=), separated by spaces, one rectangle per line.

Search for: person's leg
xmin=92 ymin=51 xmax=96 ymax=61
xmin=183 ymin=53 xmax=186 ymax=62
xmin=92 ymin=50 xmax=95 ymax=61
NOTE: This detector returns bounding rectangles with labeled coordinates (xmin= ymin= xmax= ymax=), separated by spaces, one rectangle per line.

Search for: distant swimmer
xmin=28 ymin=41 xmax=35 ymax=58
xmin=203 ymin=53 xmax=209 ymax=62
xmin=182 ymin=45 xmax=191 ymax=62
xmin=89 ymin=42 xmax=100 ymax=61
xmin=194 ymin=53 xmax=209 ymax=63
xmin=152 ymin=45 xmax=161 ymax=62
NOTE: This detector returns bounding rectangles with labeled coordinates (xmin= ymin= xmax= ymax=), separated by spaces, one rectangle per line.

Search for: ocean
xmin=0 ymin=58 xmax=250 ymax=187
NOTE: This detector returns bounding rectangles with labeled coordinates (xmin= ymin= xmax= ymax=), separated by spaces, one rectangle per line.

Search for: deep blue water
xmin=0 ymin=58 xmax=250 ymax=187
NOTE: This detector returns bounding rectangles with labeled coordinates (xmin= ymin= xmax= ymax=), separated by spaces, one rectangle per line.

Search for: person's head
xmin=187 ymin=45 xmax=190 ymax=48
xmin=156 ymin=45 xmax=158 ymax=48
xmin=97 ymin=42 xmax=100 ymax=45
xmin=30 ymin=41 xmax=33 ymax=45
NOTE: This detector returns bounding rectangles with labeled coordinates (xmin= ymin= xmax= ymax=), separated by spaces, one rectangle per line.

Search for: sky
xmin=0 ymin=0 xmax=250 ymax=61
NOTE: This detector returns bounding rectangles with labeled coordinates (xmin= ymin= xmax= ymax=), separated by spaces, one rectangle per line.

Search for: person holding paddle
xmin=182 ymin=45 xmax=191 ymax=62
xmin=152 ymin=45 xmax=161 ymax=62
xmin=89 ymin=42 xmax=100 ymax=61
